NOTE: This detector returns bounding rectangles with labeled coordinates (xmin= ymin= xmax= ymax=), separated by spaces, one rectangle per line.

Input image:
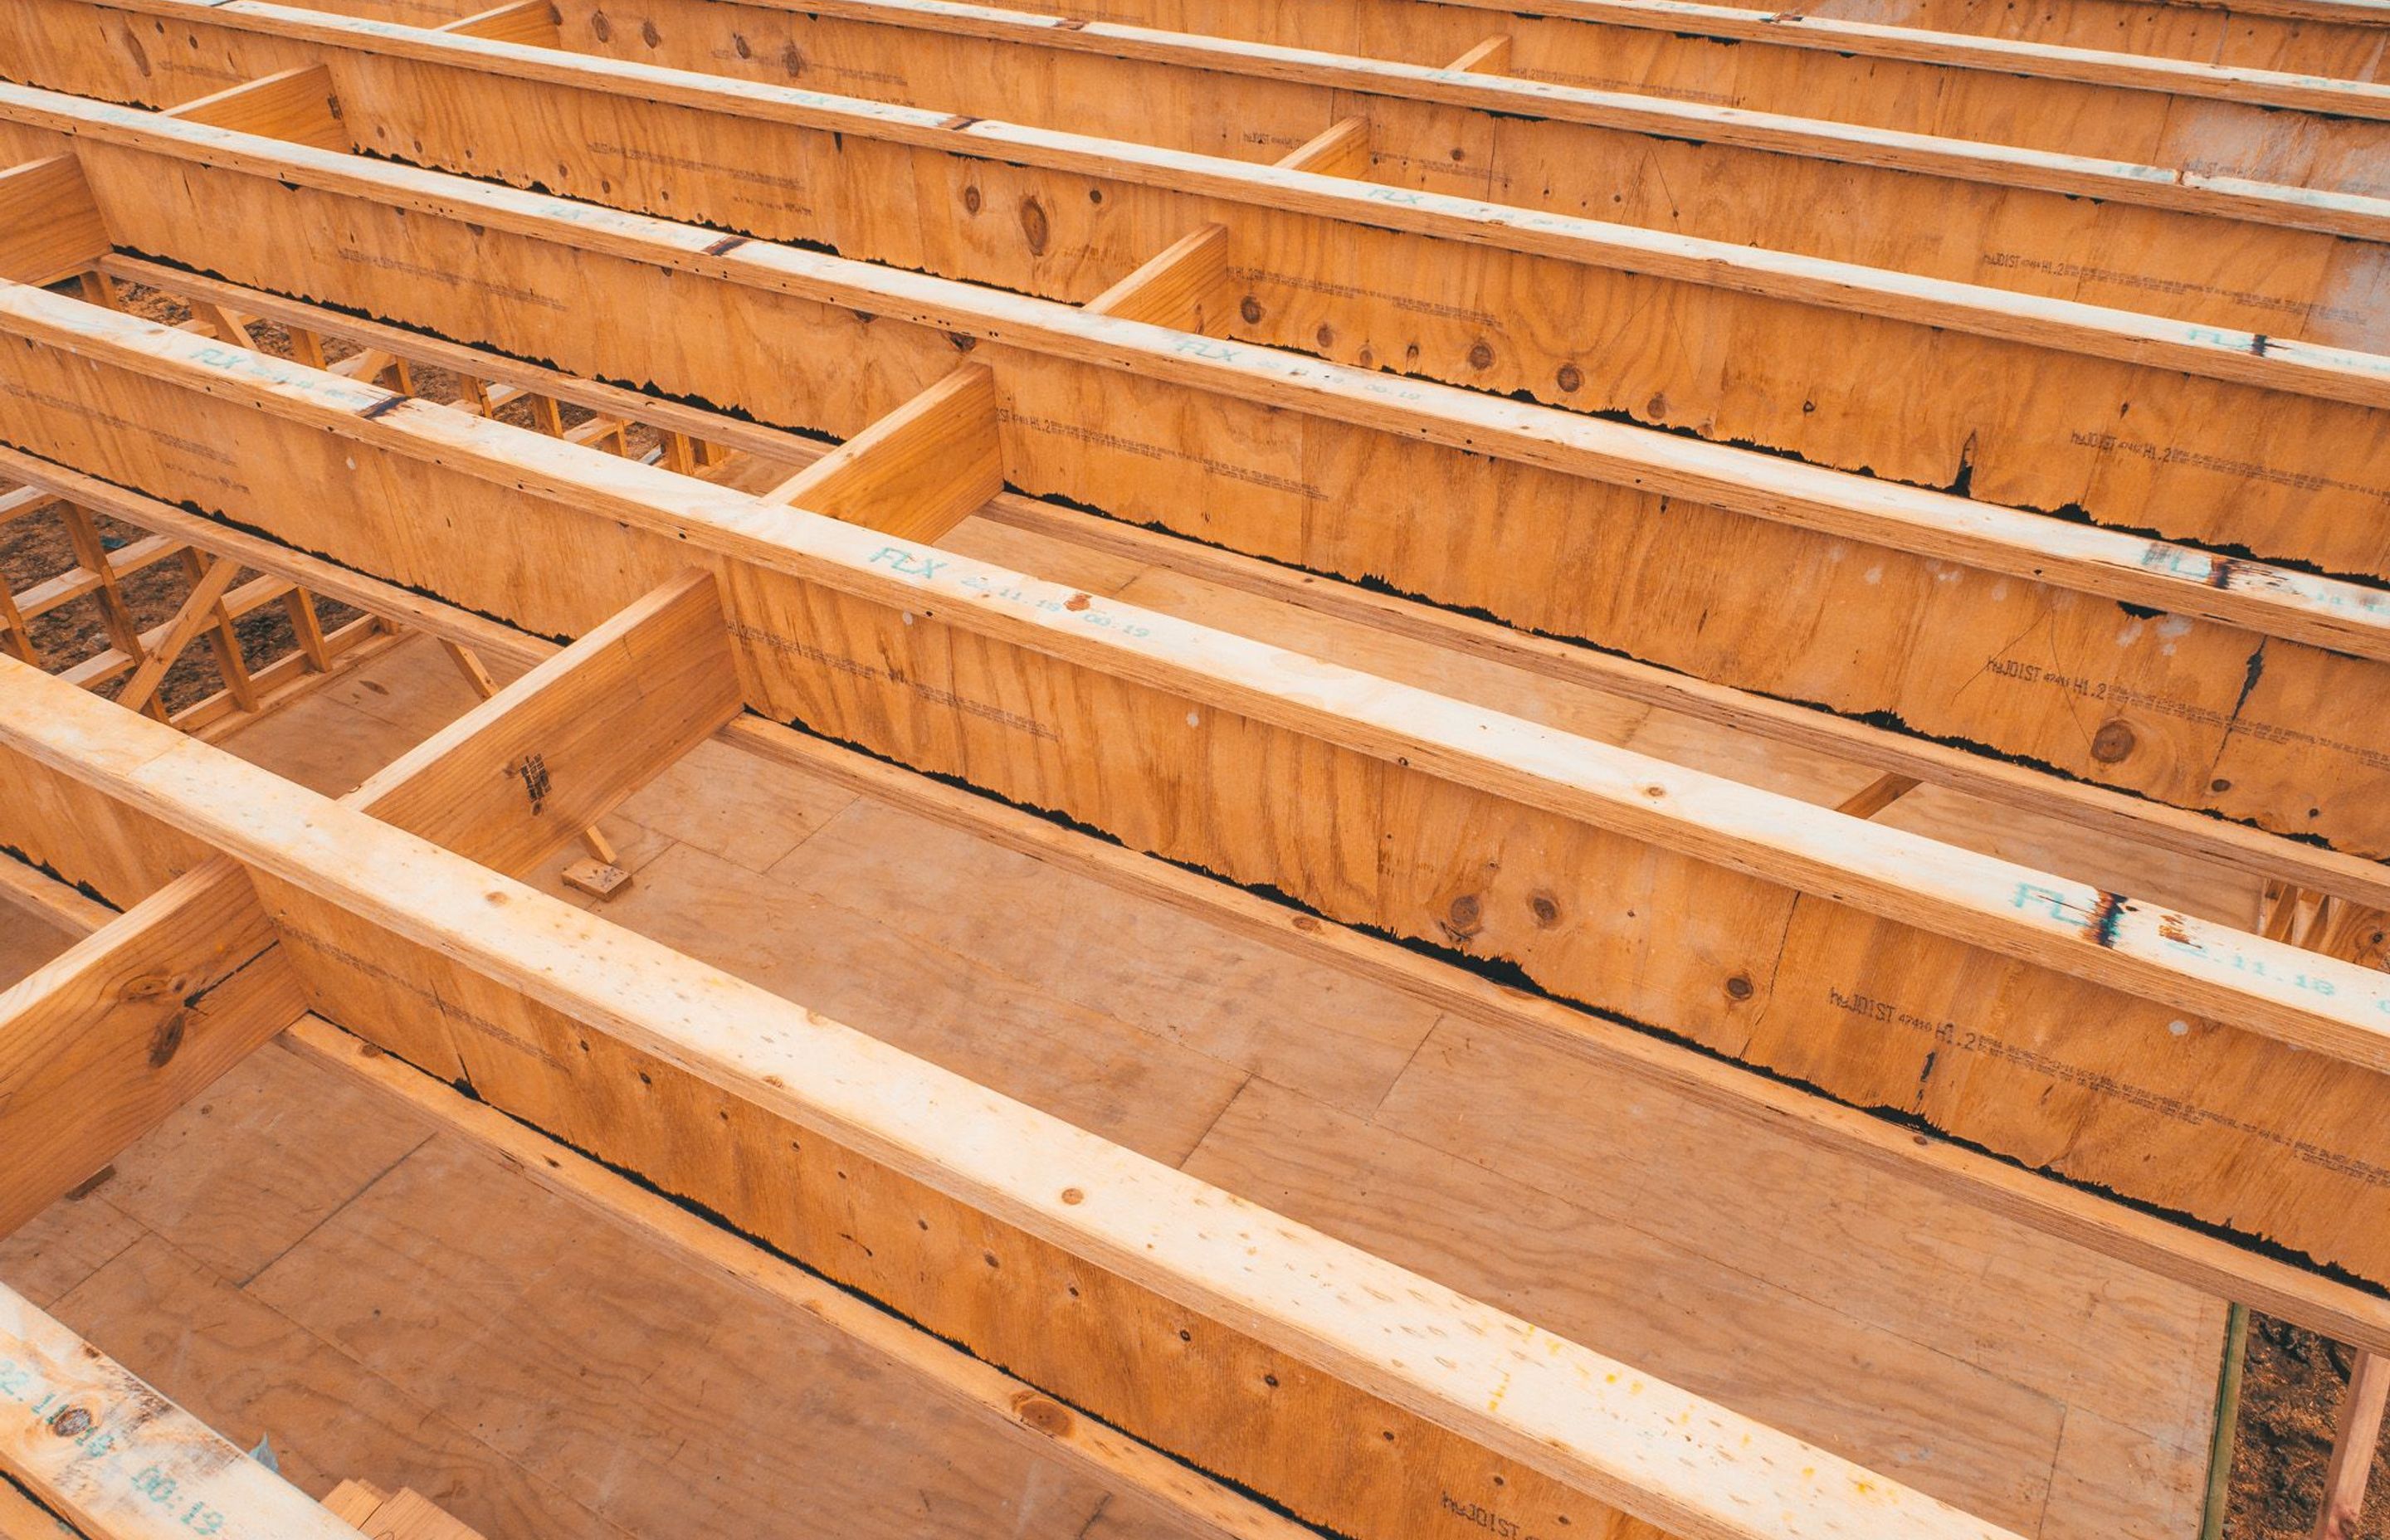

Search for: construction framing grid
xmin=0 ymin=0 xmax=2383 ymax=1533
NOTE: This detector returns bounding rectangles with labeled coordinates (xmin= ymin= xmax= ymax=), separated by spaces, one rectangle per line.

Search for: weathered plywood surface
xmin=117 ymin=634 xmax=2225 ymax=1538
xmin=0 ymin=1038 xmax=1280 ymax=1540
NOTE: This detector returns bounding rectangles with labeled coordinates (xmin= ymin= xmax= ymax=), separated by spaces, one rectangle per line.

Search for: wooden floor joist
xmin=12 ymin=3 xmax=2390 ymax=562
xmin=897 ymin=0 xmax=2390 ymax=170
xmin=0 ymin=0 xmax=2384 ymax=1530
xmin=5 ymin=422 xmax=2385 ymax=1367
xmin=6 ymin=86 xmax=2390 ymax=870
xmin=0 ymin=647 xmax=2029 ymax=1540
xmin=6 ymin=259 xmax=2390 ymax=1305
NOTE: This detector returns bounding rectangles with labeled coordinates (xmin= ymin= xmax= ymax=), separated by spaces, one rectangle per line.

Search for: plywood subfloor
xmin=0 ymin=627 xmax=2232 ymax=1538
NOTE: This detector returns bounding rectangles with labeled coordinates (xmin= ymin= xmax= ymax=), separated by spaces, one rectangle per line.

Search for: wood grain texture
xmin=0 ymin=157 xmax=104 ymax=286
xmin=0 ymin=655 xmax=2021 ymax=1540
xmin=0 ymin=461 xmax=2337 ymax=1367
xmin=1 ymin=279 xmax=2386 ymax=1298
xmin=353 ymin=570 xmax=742 ymax=876
xmin=0 ymin=1276 xmax=363 ymax=1540
xmin=10 ymin=88 xmax=2388 ymax=859
xmin=0 ymin=860 xmax=305 ymax=1239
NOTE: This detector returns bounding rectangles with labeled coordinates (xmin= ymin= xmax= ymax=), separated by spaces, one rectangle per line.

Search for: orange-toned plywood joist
xmin=0 ymin=0 xmax=2383 ymax=1534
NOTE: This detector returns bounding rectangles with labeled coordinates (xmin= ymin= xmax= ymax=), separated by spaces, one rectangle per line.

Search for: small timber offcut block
xmin=561 ymin=856 xmax=634 ymax=900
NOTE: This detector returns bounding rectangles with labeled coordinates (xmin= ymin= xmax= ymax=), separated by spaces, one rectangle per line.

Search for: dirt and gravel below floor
xmin=2231 ymin=1315 xmax=2386 ymax=1539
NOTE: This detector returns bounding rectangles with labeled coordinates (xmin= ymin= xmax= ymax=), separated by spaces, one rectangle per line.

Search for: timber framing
xmin=0 ymin=0 xmax=2383 ymax=1533
xmin=5 ymin=84 xmax=2390 ymax=865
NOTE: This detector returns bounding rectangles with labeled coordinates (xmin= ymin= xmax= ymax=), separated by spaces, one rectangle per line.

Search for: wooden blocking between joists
xmin=1086 ymin=224 xmax=1232 ymax=331
xmin=1275 ymin=115 xmax=1371 ymax=175
xmin=0 ymin=857 xmax=306 ymax=1238
xmin=436 ymin=0 xmax=561 ymax=46
xmin=354 ymin=569 xmax=742 ymax=878
xmin=0 ymin=156 xmax=104 ymax=287
xmin=160 ymin=65 xmax=347 ymax=155
xmin=761 ymin=364 xmax=1004 ymax=543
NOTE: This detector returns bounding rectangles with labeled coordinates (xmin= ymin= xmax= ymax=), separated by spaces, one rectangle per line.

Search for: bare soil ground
xmin=2231 ymin=1316 xmax=2387 ymax=1538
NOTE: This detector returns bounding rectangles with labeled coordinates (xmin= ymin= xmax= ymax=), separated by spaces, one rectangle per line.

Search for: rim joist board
xmin=5 ymin=273 xmax=2390 ymax=1323
xmin=7 ymin=90 xmax=2390 ymax=870
xmin=28 ymin=0 xmax=2390 ymax=337
xmin=8 ymin=7 xmax=2390 ymax=578
xmin=915 ymin=0 xmax=2390 ymax=192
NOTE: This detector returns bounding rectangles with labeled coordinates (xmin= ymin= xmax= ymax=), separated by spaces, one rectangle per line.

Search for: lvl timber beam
xmin=71 ymin=255 xmax=2390 ymax=933
xmin=0 ymin=1282 xmax=364 ymax=1538
xmin=32 ymin=0 xmax=2390 ymax=314
xmin=0 ymin=859 xmax=303 ymax=1236
xmin=929 ymin=0 xmax=2390 ymax=182
xmin=8 ymin=94 xmax=2390 ymax=864
xmin=12 ymin=441 xmax=2390 ymax=1363
xmin=0 ymin=660 xmax=2016 ymax=1540
xmin=12 ymin=2 xmax=2390 ymax=564
xmin=533 ymin=0 xmax=2390 ymax=285
xmin=7 ymin=280 xmax=2390 ymax=1305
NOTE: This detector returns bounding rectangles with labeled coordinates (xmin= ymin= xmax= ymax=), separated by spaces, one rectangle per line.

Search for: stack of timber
xmin=0 ymin=0 xmax=2383 ymax=1533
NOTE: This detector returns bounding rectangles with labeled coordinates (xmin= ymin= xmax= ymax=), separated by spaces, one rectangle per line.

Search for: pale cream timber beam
xmin=280 ymin=1017 xmax=1316 ymax=1540
xmin=17 ymin=110 xmax=2390 ymax=863
xmin=9 ymin=445 xmax=2390 ymax=1366
xmin=952 ymin=0 xmax=2390 ymax=130
xmin=7 ymin=275 xmax=2387 ymax=959
xmin=758 ymin=363 xmax=1003 ymax=543
xmin=0 ymin=660 xmax=2022 ymax=1540
xmin=349 ymin=570 xmax=744 ymax=875
xmin=0 ymin=858 xmax=304 ymax=1236
xmin=0 ymin=1281 xmax=367 ymax=1539
xmin=0 ymin=156 xmax=105 ymax=287
xmin=545 ymin=0 xmax=2390 ymax=256
xmin=12 ymin=285 xmax=2390 ymax=1297
xmin=21 ymin=3 xmax=2390 ymax=555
